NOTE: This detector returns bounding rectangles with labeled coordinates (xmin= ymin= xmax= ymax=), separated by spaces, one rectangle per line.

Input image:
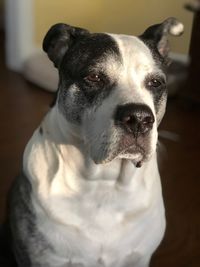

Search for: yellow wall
xmin=34 ymin=0 xmax=193 ymax=54
xmin=0 ymin=0 xmax=4 ymax=8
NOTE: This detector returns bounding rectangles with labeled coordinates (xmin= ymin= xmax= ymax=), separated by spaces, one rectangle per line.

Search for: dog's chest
xmin=34 ymin=177 xmax=164 ymax=267
xmin=59 ymin=182 xmax=144 ymax=231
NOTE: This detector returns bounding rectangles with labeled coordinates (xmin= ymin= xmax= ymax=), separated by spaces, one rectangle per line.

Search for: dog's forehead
xmin=61 ymin=33 xmax=121 ymax=75
xmin=65 ymin=33 xmax=120 ymax=63
xmin=80 ymin=33 xmax=160 ymax=80
xmin=63 ymin=32 xmax=159 ymax=75
xmin=108 ymin=33 xmax=160 ymax=74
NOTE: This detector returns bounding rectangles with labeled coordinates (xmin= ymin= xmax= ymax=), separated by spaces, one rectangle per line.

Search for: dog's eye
xmin=147 ymin=78 xmax=162 ymax=88
xmin=84 ymin=73 xmax=101 ymax=83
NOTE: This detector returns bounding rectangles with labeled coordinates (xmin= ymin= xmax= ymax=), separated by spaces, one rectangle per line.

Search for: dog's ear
xmin=140 ymin=17 xmax=184 ymax=59
xmin=43 ymin=23 xmax=89 ymax=68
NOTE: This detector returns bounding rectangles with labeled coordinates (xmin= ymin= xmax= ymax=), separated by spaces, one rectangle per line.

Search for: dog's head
xmin=43 ymin=18 xmax=183 ymax=166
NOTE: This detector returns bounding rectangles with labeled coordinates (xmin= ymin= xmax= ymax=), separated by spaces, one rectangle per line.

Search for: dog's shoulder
xmin=9 ymin=172 xmax=50 ymax=267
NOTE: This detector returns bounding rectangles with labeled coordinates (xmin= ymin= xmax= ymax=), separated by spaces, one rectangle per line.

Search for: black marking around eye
xmin=57 ymin=74 xmax=117 ymax=124
xmin=57 ymin=33 xmax=121 ymax=124
xmin=60 ymin=33 xmax=122 ymax=76
xmin=145 ymin=74 xmax=166 ymax=89
xmin=145 ymin=74 xmax=167 ymax=113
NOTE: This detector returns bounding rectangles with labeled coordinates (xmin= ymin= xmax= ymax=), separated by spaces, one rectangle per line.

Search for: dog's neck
xmin=44 ymin=106 xmax=102 ymax=172
xmin=24 ymin=106 xmax=158 ymax=197
xmin=40 ymin=107 xmax=132 ymax=183
xmin=22 ymin=106 xmax=160 ymax=235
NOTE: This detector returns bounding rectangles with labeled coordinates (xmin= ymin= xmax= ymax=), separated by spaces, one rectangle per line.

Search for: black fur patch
xmin=39 ymin=126 xmax=43 ymax=135
xmin=9 ymin=172 xmax=51 ymax=267
xmin=144 ymin=73 xmax=167 ymax=113
xmin=0 ymin=223 xmax=17 ymax=267
xmin=138 ymin=38 xmax=168 ymax=114
xmin=57 ymin=33 xmax=121 ymax=123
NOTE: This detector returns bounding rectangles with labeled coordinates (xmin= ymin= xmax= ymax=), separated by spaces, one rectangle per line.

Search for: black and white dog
xmin=9 ymin=18 xmax=183 ymax=267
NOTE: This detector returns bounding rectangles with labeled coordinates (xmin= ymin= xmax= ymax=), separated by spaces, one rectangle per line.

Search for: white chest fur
xmin=23 ymin=123 xmax=165 ymax=267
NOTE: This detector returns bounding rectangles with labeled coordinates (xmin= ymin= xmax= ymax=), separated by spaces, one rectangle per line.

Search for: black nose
xmin=114 ymin=103 xmax=155 ymax=137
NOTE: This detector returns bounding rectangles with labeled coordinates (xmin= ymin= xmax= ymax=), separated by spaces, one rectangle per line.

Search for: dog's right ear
xmin=43 ymin=23 xmax=89 ymax=68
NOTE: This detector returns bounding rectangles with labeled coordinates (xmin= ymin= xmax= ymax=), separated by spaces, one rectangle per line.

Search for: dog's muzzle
xmin=113 ymin=103 xmax=155 ymax=167
xmin=114 ymin=103 xmax=155 ymax=137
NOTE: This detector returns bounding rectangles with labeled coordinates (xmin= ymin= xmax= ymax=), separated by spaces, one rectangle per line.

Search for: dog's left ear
xmin=43 ymin=23 xmax=89 ymax=68
xmin=140 ymin=17 xmax=184 ymax=60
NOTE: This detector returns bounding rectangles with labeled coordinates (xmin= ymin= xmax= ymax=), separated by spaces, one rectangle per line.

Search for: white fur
xmin=23 ymin=35 xmax=166 ymax=267
xmin=170 ymin=22 xmax=184 ymax=36
xmin=82 ymin=35 xmax=161 ymax=164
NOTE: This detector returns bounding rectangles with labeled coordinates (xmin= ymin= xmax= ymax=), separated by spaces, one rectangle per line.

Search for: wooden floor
xmin=0 ymin=32 xmax=200 ymax=267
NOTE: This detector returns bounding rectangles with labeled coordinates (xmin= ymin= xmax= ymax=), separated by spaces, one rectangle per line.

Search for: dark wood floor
xmin=0 ymin=32 xmax=200 ymax=267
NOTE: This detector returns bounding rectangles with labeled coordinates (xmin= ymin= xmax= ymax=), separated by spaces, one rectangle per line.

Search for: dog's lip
xmin=90 ymin=135 xmax=149 ymax=165
xmin=93 ymin=143 xmax=144 ymax=165
xmin=118 ymin=145 xmax=145 ymax=162
xmin=118 ymin=135 xmax=145 ymax=155
xmin=120 ymin=143 xmax=142 ymax=154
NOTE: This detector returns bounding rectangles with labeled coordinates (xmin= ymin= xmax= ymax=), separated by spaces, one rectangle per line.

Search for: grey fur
xmin=8 ymin=19 xmax=183 ymax=267
xmin=9 ymin=172 xmax=50 ymax=267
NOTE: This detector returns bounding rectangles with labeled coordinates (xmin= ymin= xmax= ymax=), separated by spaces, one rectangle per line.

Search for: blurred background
xmin=3 ymin=0 xmax=194 ymax=86
xmin=0 ymin=0 xmax=200 ymax=267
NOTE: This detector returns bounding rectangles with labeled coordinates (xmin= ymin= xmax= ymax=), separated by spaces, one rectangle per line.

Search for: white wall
xmin=5 ymin=0 xmax=35 ymax=71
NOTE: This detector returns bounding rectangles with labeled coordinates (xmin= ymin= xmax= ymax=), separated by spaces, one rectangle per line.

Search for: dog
xmin=8 ymin=18 xmax=183 ymax=267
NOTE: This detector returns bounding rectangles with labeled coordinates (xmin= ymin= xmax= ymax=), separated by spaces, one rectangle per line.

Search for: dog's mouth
xmin=115 ymin=135 xmax=148 ymax=167
xmin=93 ymin=134 xmax=152 ymax=168
xmin=84 ymin=117 xmax=156 ymax=168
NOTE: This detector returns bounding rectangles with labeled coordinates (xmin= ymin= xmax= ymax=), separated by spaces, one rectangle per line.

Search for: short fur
xmin=9 ymin=18 xmax=183 ymax=267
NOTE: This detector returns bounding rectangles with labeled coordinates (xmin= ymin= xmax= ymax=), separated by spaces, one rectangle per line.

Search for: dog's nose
xmin=114 ymin=103 xmax=155 ymax=137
